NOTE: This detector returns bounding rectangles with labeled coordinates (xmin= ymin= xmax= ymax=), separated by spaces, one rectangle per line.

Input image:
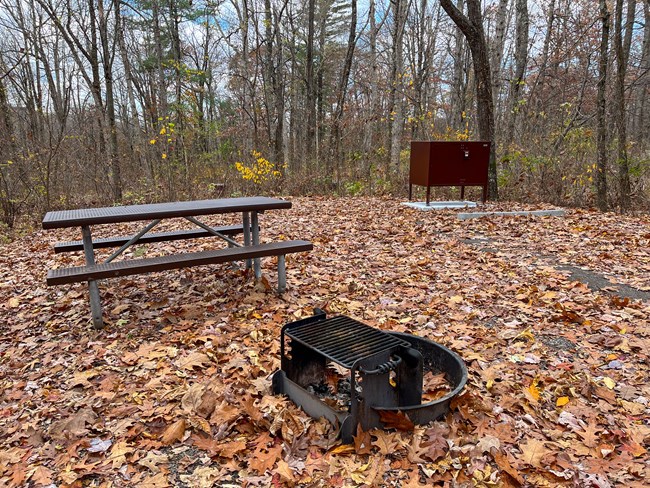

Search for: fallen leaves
xmin=48 ymin=408 xmax=98 ymax=440
xmin=1 ymin=197 xmax=649 ymax=486
xmin=160 ymin=419 xmax=186 ymax=445
xmin=518 ymin=438 xmax=553 ymax=468
xmin=378 ymin=410 xmax=415 ymax=432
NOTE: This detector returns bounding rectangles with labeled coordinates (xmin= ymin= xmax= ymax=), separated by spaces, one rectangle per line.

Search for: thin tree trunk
xmin=363 ymin=0 xmax=381 ymax=184
xmin=98 ymin=0 xmax=122 ymax=202
xmin=613 ymin=0 xmax=633 ymax=209
xmin=490 ymin=0 xmax=509 ymax=115
xmin=389 ymin=0 xmax=408 ymax=176
xmin=504 ymin=0 xmax=528 ymax=149
xmin=450 ymin=0 xmax=467 ymax=129
xmin=596 ymin=0 xmax=609 ymax=211
xmin=329 ymin=0 xmax=358 ymax=181
xmin=440 ymin=0 xmax=498 ymax=199
xmin=306 ymin=0 xmax=316 ymax=165
xmin=152 ymin=0 xmax=167 ymax=122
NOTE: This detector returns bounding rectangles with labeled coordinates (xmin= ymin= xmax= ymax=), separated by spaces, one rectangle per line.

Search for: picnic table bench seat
xmin=47 ymin=240 xmax=313 ymax=291
xmin=54 ymin=224 xmax=252 ymax=253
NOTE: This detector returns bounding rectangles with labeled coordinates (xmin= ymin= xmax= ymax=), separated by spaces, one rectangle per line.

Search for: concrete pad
xmin=456 ymin=209 xmax=565 ymax=220
xmin=402 ymin=201 xmax=478 ymax=210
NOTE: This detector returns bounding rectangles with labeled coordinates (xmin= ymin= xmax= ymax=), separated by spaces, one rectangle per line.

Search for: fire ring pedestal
xmin=375 ymin=331 xmax=468 ymax=425
xmin=272 ymin=311 xmax=467 ymax=442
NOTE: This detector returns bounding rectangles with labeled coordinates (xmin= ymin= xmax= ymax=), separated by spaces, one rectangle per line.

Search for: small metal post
xmin=277 ymin=255 xmax=286 ymax=293
xmin=242 ymin=212 xmax=252 ymax=268
xmin=251 ymin=211 xmax=261 ymax=279
xmin=426 ymin=186 xmax=431 ymax=206
xmin=81 ymin=226 xmax=103 ymax=329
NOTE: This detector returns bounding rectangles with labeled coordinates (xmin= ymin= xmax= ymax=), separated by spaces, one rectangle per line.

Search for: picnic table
xmin=43 ymin=196 xmax=313 ymax=328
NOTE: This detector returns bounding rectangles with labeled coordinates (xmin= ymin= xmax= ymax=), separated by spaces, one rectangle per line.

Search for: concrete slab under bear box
xmin=402 ymin=201 xmax=478 ymax=210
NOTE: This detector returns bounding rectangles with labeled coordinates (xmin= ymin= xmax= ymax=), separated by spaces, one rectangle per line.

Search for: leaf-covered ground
xmin=1 ymin=197 xmax=649 ymax=487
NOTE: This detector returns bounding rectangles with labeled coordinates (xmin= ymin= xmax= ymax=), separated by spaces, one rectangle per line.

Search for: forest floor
xmin=0 ymin=196 xmax=649 ymax=487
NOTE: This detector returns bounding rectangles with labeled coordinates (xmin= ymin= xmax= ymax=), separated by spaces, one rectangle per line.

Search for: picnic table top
xmin=42 ymin=196 xmax=292 ymax=229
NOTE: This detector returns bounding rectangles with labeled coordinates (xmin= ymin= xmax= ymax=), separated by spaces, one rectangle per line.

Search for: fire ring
xmin=272 ymin=311 xmax=468 ymax=442
xmin=374 ymin=332 xmax=468 ymax=425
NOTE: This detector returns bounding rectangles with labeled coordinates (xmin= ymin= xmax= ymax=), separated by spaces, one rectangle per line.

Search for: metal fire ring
xmin=373 ymin=332 xmax=468 ymax=425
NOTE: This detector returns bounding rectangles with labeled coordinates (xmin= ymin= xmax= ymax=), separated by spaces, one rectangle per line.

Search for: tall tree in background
xmin=613 ymin=0 xmax=635 ymax=210
xmin=440 ymin=0 xmax=497 ymax=199
xmin=388 ymin=0 xmax=408 ymax=176
xmin=596 ymin=0 xmax=609 ymax=211
xmin=0 ymin=58 xmax=18 ymax=226
xmin=306 ymin=0 xmax=317 ymax=165
xmin=329 ymin=0 xmax=358 ymax=178
xmin=449 ymin=0 xmax=468 ymax=130
xmin=504 ymin=0 xmax=528 ymax=149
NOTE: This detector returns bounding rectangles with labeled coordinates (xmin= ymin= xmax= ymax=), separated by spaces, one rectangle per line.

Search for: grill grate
xmin=285 ymin=315 xmax=410 ymax=369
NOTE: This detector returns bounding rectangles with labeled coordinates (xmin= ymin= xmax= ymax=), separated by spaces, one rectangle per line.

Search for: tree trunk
xmin=440 ymin=0 xmax=498 ymax=199
xmin=0 ymin=68 xmax=18 ymax=226
xmin=306 ymin=0 xmax=316 ymax=165
xmin=329 ymin=0 xmax=358 ymax=180
xmin=389 ymin=0 xmax=407 ymax=176
xmin=633 ymin=1 xmax=650 ymax=140
xmin=596 ymin=0 xmax=609 ymax=211
xmin=363 ymin=0 xmax=382 ymax=184
xmin=450 ymin=0 xmax=467 ymax=130
xmin=504 ymin=0 xmax=528 ymax=149
xmin=490 ymin=0 xmax=509 ymax=122
xmin=613 ymin=0 xmax=633 ymax=210
xmin=98 ymin=0 xmax=122 ymax=202
xmin=152 ymin=0 xmax=167 ymax=122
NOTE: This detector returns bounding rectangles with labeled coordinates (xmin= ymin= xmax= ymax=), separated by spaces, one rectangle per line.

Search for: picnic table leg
xmin=81 ymin=226 xmax=104 ymax=329
xmin=251 ymin=211 xmax=262 ymax=279
xmin=277 ymin=255 xmax=286 ymax=293
xmin=242 ymin=212 xmax=252 ymax=269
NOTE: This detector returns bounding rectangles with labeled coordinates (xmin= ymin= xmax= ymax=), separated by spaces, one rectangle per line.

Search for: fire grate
xmin=272 ymin=310 xmax=468 ymax=442
xmin=284 ymin=315 xmax=410 ymax=369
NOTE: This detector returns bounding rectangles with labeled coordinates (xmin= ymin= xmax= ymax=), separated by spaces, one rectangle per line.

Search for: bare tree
xmin=613 ymin=0 xmax=635 ymax=210
xmin=329 ymin=0 xmax=358 ymax=180
xmin=504 ymin=0 xmax=528 ymax=148
xmin=389 ymin=0 xmax=409 ymax=176
xmin=440 ymin=0 xmax=498 ymax=199
xmin=596 ymin=0 xmax=610 ymax=211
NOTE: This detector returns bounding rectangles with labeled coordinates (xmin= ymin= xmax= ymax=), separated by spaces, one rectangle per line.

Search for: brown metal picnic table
xmin=43 ymin=197 xmax=312 ymax=329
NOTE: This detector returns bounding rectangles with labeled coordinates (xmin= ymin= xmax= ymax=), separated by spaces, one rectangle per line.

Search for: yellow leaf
xmin=7 ymin=297 xmax=19 ymax=308
xmin=515 ymin=329 xmax=535 ymax=342
xmin=556 ymin=396 xmax=570 ymax=407
xmin=329 ymin=444 xmax=355 ymax=455
xmin=602 ymin=377 xmax=616 ymax=389
xmin=527 ymin=378 xmax=541 ymax=402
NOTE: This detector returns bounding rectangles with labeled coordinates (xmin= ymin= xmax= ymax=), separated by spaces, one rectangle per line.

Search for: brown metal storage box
xmin=409 ymin=141 xmax=491 ymax=204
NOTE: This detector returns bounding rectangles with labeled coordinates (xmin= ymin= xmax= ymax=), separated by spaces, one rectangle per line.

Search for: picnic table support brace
xmin=278 ymin=255 xmax=286 ymax=293
xmin=251 ymin=211 xmax=261 ymax=279
xmin=242 ymin=212 xmax=252 ymax=268
xmin=82 ymin=225 xmax=104 ymax=329
xmin=184 ymin=217 xmax=242 ymax=248
xmin=105 ymin=219 xmax=161 ymax=263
